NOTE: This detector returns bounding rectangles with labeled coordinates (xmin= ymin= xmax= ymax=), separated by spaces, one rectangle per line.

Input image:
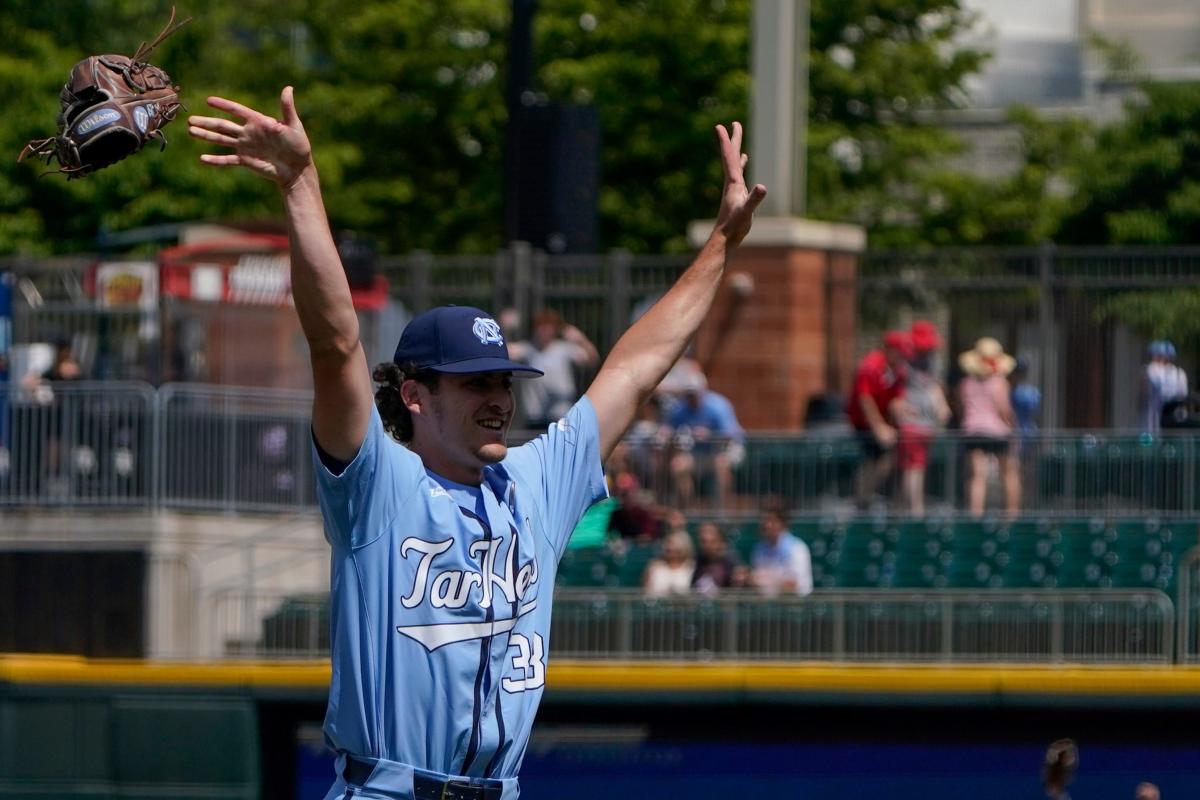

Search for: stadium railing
xmin=209 ymin=588 xmax=1174 ymax=664
xmin=1177 ymin=546 xmax=1200 ymax=663
xmin=3 ymin=381 xmax=1200 ymax=515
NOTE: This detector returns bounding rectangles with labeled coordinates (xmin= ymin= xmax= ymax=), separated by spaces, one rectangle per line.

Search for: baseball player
xmin=188 ymin=87 xmax=765 ymax=800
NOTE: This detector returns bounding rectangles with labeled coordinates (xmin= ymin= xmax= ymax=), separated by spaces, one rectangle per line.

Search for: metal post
xmin=1050 ymin=597 xmax=1064 ymax=663
xmin=832 ymin=596 xmax=845 ymax=660
xmin=723 ymin=597 xmax=739 ymax=658
xmin=941 ymin=595 xmax=954 ymax=662
xmin=511 ymin=241 xmax=534 ymax=329
xmin=223 ymin=391 xmax=237 ymax=515
xmin=617 ymin=594 xmax=633 ymax=658
xmin=1178 ymin=547 xmax=1200 ymax=664
xmin=1185 ymin=436 xmax=1196 ymax=514
xmin=607 ymin=249 xmax=632 ymax=352
xmin=410 ymin=250 xmax=433 ymax=313
xmin=751 ymin=0 xmax=809 ymax=216
xmin=242 ymin=545 xmax=256 ymax=659
xmin=1037 ymin=244 xmax=1059 ymax=428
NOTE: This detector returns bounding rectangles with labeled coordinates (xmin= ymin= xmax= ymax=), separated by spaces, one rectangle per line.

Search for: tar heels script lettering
xmin=395 ymin=536 xmax=539 ymax=652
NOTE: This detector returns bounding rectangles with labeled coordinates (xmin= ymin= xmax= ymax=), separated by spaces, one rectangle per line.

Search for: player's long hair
xmin=373 ymin=360 xmax=439 ymax=443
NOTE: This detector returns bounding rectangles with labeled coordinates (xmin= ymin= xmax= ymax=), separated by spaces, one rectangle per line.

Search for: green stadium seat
xmin=794 ymin=517 xmax=845 ymax=588
xmin=890 ymin=518 xmax=954 ymax=589
xmin=556 ymin=546 xmax=609 ymax=588
xmin=608 ymin=543 xmax=657 ymax=588
xmin=948 ymin=519 xmax=1013 ymax=589
xmin=1003 ymin=518 xmax=1061 ymax=589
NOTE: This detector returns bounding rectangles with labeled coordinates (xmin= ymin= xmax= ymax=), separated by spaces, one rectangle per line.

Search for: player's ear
xmin=400 ymin=378 xmax=426 ymax=415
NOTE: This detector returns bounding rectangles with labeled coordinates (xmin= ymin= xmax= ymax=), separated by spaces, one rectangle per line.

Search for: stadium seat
xmin=1003 ymin=518 xmax=1061 ymax=589
xmin=608 ymin=543 xmax=657 ymax=588
xmin=834 ymin=518 xmax=900 ymax=588
xmin=948 ymin=519 xmax=1011 ymax=589
xmin=556 ymin=546 xmax=610 ymax=588
xmin=890 ymin=519 xmax=947 ymax=589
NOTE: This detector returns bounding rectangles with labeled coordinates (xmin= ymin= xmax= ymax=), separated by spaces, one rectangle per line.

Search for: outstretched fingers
xmin=199 ymin=153 xmax=273 ymax=174
xmin=716 ymin=122 xmax=748 ymax=183
xmin=189 ymin=126 xmax=238 ymax=148
xmin=205 ymin=95 xmax=260 ymax=121
xmin=198 ymin=154 xmax=241 ymax=166
xmin=188 ymin=113 xmax=242 ymax=149
xmin=279 ymin=86 xmax=299 ymax=127
xmin=746 ymin=182 xmax=768 ymax=213
xmin=188 ymin=115 xmax=241 ymax=137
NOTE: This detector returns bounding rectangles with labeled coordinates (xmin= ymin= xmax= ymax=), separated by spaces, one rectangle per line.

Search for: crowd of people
xmin=848 ymin=321 xmax=1041 ymax=518
xmin=638 ymin=502 xmax=812 ymax=599
xmin=849 ymin=322 xmax=1197 ymax=518
xmin=593 ymin=481 xmax=813 ymax=599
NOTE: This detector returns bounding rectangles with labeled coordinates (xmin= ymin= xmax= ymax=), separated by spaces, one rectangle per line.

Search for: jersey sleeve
xmin=504 ymin=396 xmax=609 ymax=560
xmin=311 ymin=405 xmax=424 ymax=550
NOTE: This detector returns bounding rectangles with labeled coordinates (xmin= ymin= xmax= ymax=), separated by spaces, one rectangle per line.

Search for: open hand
xmin=188 ymin=86 xmax=312 ymax=188
xmin=713 ymin=122 xmax=767 ymax=247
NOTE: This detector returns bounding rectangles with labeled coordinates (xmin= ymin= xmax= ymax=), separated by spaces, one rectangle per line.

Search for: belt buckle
xmin=441 ymin=779 xmax=480 ymax=800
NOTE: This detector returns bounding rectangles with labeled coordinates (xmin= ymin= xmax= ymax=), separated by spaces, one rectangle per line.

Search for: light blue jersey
xmin=313 ymin=397 xmax=607 ymax=799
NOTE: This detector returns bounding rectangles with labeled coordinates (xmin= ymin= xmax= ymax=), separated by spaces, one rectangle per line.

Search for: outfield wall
xmin=3 ymin=656 xmax=1200 ymax=800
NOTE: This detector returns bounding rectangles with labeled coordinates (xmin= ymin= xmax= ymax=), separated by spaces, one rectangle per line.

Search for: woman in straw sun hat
xmin=957 ymin=337 xmax=1019 ymax=517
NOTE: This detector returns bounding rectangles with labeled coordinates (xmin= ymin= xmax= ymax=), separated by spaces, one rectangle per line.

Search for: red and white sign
xmin=157 ymin=234 xmax=387 ymax=310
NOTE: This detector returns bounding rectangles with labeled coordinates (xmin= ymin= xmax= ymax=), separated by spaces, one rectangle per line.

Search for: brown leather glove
xmin=19 ymin=8 xmax=190 ymax=179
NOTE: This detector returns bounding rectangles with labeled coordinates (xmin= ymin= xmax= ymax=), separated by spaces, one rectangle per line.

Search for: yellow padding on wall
xmin=3 ymin=654 xmax=1200 ymax=696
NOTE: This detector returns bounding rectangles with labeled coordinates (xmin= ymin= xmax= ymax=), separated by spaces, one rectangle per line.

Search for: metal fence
xmin=208 ymin=588 xmax=1174 ymax=664
xmin=5 ymin=381 xmax=1200 ymax=515
xmin=607 ymin=427 xmax=1200 ymax=515
xmin=0 ymin=380 xmax=154 ymax=506
xmin=9 ymin=246 xmax=1200 ymax=430
xmin=379 ymin=246 xmax=687 ymax=354
xmin=1176 ymin=546 xmax=1200 ymax=663
xmin=859 ymin=246 xmax=1200 ymax=430
xmin=156 ymin=383 xmax=316 ymax=513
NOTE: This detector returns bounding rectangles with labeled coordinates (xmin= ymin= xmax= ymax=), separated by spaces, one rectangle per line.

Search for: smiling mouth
xmin=477 ymin=420 xmax=505 ymax=432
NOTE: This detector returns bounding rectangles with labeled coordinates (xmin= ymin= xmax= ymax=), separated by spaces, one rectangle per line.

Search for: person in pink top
xmin=957 ymin=337 xmax=1019 ymax=517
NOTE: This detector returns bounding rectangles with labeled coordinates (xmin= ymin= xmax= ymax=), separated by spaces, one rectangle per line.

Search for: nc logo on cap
xmin=472 ymin=317 xmax=504 ymax=346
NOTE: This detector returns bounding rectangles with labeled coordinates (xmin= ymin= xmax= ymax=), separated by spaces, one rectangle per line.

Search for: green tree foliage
xmin=1048 ymin=81 xmax=1200 ymax=349
xmin=806 ymin=0 xmax=985 ymax=243
xmin=1 ymin=0 xmax=987 ymax=256
xmin=906 ymin=106 xmax=1093 ymax=247
xmin=1055 ymin=82 xmax=1200 ymax=246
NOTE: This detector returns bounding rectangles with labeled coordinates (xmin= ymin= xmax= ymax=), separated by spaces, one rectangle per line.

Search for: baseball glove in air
xmin=19 ymin=8 xmax=190 ymax=179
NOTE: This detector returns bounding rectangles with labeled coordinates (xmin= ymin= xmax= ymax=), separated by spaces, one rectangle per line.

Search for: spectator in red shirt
xmin=847 ymin=330 xmax=911 ymax=509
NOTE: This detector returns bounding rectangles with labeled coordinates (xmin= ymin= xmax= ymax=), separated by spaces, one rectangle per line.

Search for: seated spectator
xmin=751 ymin=503 xmax=813 ymax=597
xmin=607 ymin=472 xmax=662 ymax=543
xmin=643 ymin=530 xmax=696 ymax=598
xmin=508 ymin=309 xmax=599 ymax=429
xmin=692 ymin=521 xmax=749 ymax=596
xmin=663 ymin=368 xmax=744 ymax=510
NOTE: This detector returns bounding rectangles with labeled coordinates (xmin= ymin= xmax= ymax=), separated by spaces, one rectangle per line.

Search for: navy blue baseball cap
xmin=393 ymin=305 xmax=543 ymax=376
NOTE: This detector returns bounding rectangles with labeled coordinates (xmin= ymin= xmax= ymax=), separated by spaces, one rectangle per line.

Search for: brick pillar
xmin=687 ymin=217 xmax=864 ymax=431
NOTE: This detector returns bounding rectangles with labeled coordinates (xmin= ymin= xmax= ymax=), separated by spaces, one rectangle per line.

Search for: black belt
xmin=343 ymin=756 xmax=504 ymax=800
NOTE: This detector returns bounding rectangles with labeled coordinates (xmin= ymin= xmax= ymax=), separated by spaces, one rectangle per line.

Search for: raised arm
xmin=188 ymin=87 xmax=372 ymax=462
xmin=586 ymin=122 xmax=766 ymax=458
